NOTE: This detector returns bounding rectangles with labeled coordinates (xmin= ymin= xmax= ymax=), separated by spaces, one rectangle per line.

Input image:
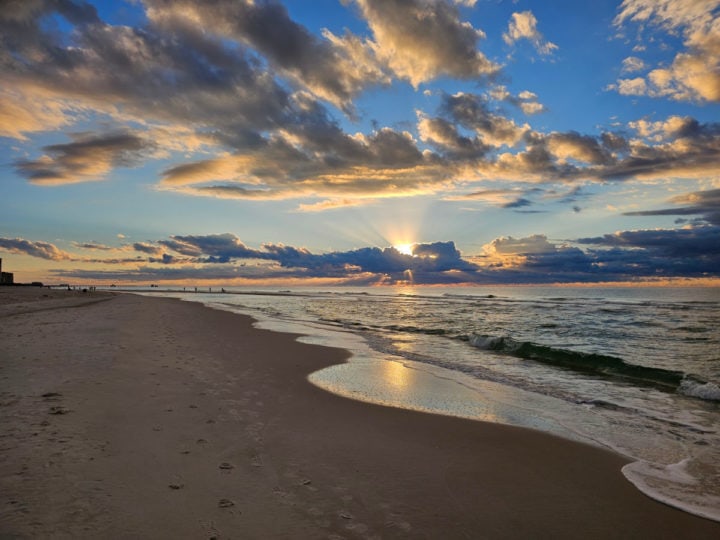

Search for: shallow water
xmin=135 ymin=285 xmax=720 ymax=521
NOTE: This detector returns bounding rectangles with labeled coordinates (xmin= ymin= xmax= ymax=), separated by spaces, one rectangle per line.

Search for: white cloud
xmin=503 ymin=11 xmax=558 ymax=56
xmin=621 ymin=56 xmax=646 ymax=73
xmin=613 ymin=0 xmax=720 ymax=102
xmin=352 ymin=0 xmax=498 ymax=87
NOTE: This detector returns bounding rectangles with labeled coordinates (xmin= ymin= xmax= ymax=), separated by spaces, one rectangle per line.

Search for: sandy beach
xmin=1 ymin=289 xmax=718 ymax=539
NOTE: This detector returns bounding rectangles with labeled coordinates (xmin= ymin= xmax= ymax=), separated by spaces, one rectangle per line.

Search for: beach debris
xmin=218 ymin=462 xmax=234 ymax=470
xmin=218 ymin=498 xmax=235 ymax=508
xmin=301 ymin=479 xmax=312 ymax=486
xmin=48 ymin=406 xmax=71 ymax=415
xmin=168 ymin=483 xmax=184 ymax=490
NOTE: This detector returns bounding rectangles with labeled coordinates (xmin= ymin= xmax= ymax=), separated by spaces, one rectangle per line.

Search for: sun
xmin=394 ymin=243 xmax=415 ymax=256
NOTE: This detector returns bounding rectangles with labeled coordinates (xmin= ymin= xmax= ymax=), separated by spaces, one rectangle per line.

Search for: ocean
xmin=138 ymin=285 xmax=720 ymax=522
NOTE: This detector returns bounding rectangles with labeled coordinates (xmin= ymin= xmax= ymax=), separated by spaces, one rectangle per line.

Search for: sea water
xmin=141 ymin=285 xmax=720 ymax=521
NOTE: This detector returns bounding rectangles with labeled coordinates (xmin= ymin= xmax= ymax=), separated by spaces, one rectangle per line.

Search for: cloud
xmin=417 ymin=115 xmax=489 ymax=160
xmin=158 ymin=233 xmax=266 ymax=263
xmin=351 ymin=0 xmax=499 ymax=87
xmin=132 ymin=242 xmax=165 ymax=256
xmin=491 ymin=116 xmax=720 ymax=184
xmin=479 ymin=229 xmax=720 ymax=282
xmin=598 ymin=117 xmax=720 ymax=181
xmin=72 ymin=241 xmax=115 ymax=251
xmin=0 ymin=237 xmax=72 ymax=260
xmin=437 ymin=92 xmax=529 ymax=147
xmin=154 ymin=233 xmax=477 ymax=276
xmin=503 ymin=197 xmax=533 ymax=209
xmin=144 ymin=0 xmax=389 ymax=113
xmin=14 ymin=132 xmax=153 ymax=185
xmin=624 ymin=188 xmax=720 ymax=225
xmin=503 ymin=11 xmax=558 ymax=56
xmin=1 ymin=1 xmax=718 ymax=211
xmin=160 ymin=123 xmax=452 ymax=202
xmin=613 ymin=0 xmax=720 ymax=102
xmin=612 ymin=77 xmax=648 ymax=96
xmin=488 ymin=234 xmax=558 ymax=255
xmin=0 ymin=90 xmax=74 ymax=140
xmin=295 ymin=199 xmax=370 ymax=212
xmin=443 ymin=187 xmax=540 ymax=207
xmin=489 ymin=86 xmax=546 ymax=115
xmin=0 ymin=0 xmax=299 ymax=147
xmin=12 ymin=226 xmax=720 ymax=285
xmin=546 ymin=132 xmax=613 ymax=165
xmin=621 ymin=56 xmax=646 ymax=73
xmin=576 ymin=225 xmax=720 ymax=260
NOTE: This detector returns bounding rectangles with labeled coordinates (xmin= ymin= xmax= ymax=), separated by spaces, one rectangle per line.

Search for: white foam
xmin=623 ymin=459 xmax=720 ymax=522
xmin=679 ymin=379 xmax=720 ymax=402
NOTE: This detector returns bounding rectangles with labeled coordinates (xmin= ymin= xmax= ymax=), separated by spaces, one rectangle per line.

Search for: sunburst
xmin=394 ymin=243 xmax=415 ymax=256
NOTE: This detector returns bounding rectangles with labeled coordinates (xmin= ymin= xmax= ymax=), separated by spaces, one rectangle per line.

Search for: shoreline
xmin=1 ymin=290 xmax=718 ymax=538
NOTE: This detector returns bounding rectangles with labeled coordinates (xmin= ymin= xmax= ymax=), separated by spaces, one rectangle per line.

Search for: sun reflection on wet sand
xmin=308 ymin=356 xmax=585 ymax=441
xmin=383 ymin=359 xmax=410 ymax=390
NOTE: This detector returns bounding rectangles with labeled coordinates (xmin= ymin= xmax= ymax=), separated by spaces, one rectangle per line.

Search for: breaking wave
xmin=467 ymin=334 xmax=718 ymax=401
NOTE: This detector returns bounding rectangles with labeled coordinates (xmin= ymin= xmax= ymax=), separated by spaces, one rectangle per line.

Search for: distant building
xmin=0 ymin=258 xmax=15 ymax=285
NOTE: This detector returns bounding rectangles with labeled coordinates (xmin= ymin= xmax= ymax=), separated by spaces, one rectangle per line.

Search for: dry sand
xmin=1 ymin=288 xmax=718 ymax=539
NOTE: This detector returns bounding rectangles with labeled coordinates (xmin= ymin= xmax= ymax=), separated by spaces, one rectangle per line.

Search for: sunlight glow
xmin=395 ymin=243 xmax=415 ymax=256
xmin=382 ymin=360 xmax=410 ymax=390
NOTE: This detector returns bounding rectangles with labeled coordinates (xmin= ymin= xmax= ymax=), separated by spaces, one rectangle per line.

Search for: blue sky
xmin=1 ymin=0 xmax=719 ymax=285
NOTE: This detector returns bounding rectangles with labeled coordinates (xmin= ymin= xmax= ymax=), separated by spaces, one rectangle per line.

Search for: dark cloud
xmin=624 ymin=188 xmax=720 ymax=226
xmin=439 ymin=92 xmax=528 ymax=147
xmin=72 ymin=241 xmax=115 ymax=251
xmin=481 ymin=229 xmax=720 ymax=282
xmin=597 ymin=119 xmax=720 ymax=182
xmin=503 ymin=197 xmax=533 ymax=209
xmin=9 ymin=222 xmax=720 ymax=284
xmin=145 ymin=0 xmax=389 ymax=113
xmin=1 ymin=0 xmax=295 ymax=142
xmin=15 ymin=132 xmax=153 ymax=184
xmin=132 ymin=242 xmax=164 ymax=256
xmin=0 ymin=237 xmax=71 ymax=260
xmin=159 ymin=233 xmax=267 ymax=263
xmin=418 ymin=116 xmax=489 ymax=160
xmin=153 ymin=234 xmax=476 ymax=277
xmin=576 ymin=226 xmax=720 ymax=259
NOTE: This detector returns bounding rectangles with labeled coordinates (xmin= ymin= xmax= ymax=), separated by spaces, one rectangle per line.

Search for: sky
xmin=1 ymin=0 xmax=719 ymax=286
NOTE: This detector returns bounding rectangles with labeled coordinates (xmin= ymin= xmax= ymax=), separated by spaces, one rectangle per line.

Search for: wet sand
xmin=1 ymin=289 xmax=718 ymax=538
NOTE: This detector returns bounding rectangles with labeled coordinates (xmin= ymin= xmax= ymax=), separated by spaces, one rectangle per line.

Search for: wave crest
xmin=466 ymin=333 xmax=720 ymax=401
